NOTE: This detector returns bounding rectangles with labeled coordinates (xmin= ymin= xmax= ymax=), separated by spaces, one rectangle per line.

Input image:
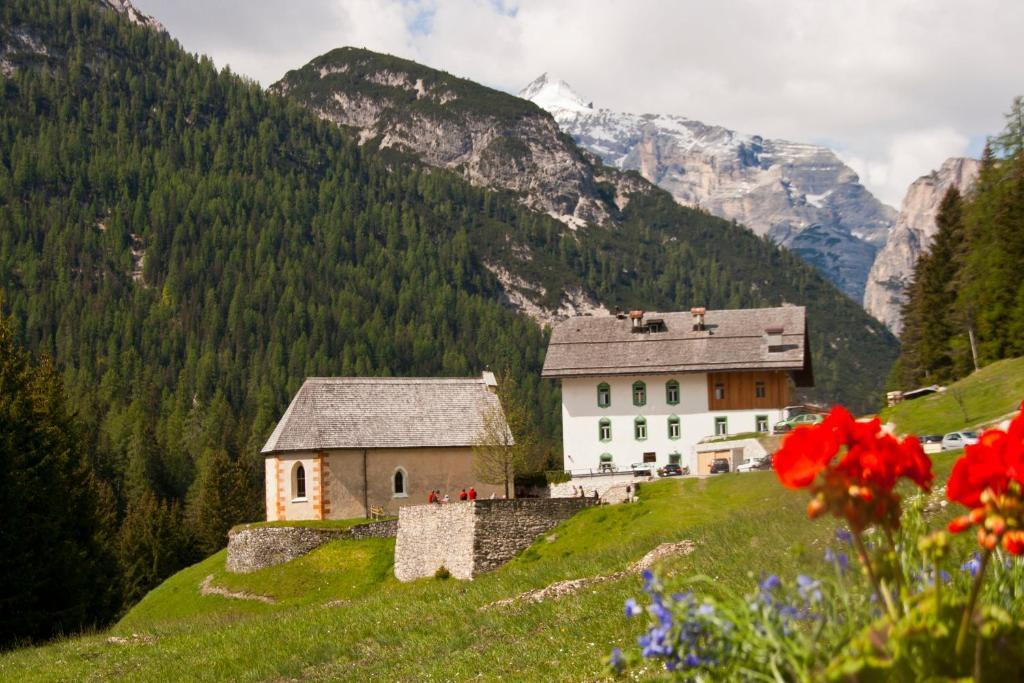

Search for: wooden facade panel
xmin=706 ymin=371 xmax=792 ymax=411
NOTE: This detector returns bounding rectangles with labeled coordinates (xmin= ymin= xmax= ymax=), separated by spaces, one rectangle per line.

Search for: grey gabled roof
xmin=541 ymin=306 xmax=813 ymax=384
xmin=261 ymin=373 xmax=508 ymax=454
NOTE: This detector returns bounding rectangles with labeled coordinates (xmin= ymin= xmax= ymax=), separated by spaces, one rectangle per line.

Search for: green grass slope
xmin=0 ymin=461 xmax=960 ymax=682
xmin=881 ymin=356 xmax=1024 ymax=435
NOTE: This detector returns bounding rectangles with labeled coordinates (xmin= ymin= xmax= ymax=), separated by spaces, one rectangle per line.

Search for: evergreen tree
xmin=188 ymin=449 xmax=259 ymax=557
xmin=0 ymin=315 xmax=119 ymax=648
xmin=118 ymin=491 xmax=192 ymax=607
xmin=898 ymin=188 xmax=966 ymax=385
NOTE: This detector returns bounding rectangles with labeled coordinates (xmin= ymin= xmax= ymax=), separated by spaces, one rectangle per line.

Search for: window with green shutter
xmin=632 ymin=381 xmax=646 ymax=406
xmin=597 ymin=382 xmax=611 ymax=408
xmin=668 ymin=415 xmax=681 ymax=439
xmin=666 ymin=380 xmax=679 ymax=405
xmin=599 ymin=418 xmax=612 ymax=442
xmin=634 ymin=416 xmax=647 ymax=440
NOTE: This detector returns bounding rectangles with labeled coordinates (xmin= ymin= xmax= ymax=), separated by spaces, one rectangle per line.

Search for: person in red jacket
xmin=459 ymin=488 xmax=468 ymax=501
xmin=468 ymin=487 xmax=477 ymax=500
xmin=428 ymin=490 xmax=436 ymax=504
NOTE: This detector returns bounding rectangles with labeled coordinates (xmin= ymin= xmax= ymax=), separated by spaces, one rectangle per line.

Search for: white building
xmin=541 ymin=307 xmax=814 ymax=475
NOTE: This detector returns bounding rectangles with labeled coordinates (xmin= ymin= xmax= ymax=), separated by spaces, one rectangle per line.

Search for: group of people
xmin=427 ymin=487 xmax=478 ymax=504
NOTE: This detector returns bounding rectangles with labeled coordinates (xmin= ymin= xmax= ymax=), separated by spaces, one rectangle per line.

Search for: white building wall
xmin=560 ymin=374 xmax=785 ymax=475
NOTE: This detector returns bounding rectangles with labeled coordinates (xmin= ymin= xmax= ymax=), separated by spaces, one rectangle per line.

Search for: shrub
xmin=434 ymin=566 xmax=451 ymax=580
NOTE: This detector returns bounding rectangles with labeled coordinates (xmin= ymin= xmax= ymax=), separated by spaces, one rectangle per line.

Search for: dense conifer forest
xmin=0 ymin=0 xmax=898 ymax=644
xmin=895 ymin=98 xmax=1024 ymax=388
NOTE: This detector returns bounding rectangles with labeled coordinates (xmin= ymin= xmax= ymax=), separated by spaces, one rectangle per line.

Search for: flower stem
xmin=934 ymin=559 xmax=942 ymax=609
xmin=955 ymin=548 xmax=992 ymax=659
xmin=853 ymin=530 xmax=897 ymax=621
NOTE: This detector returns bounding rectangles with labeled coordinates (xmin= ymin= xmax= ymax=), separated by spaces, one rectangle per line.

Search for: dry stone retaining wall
xmin=226 ymin=519 xmax=397 ymax=574
xmin=394 ymin=498 xmax=597 ymax=582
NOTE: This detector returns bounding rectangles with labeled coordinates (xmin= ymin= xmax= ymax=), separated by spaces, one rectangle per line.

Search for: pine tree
xmin=0 ymin=315 xmax=119 ymax=647
xmin=118 ymin=491 xmax=192 ymax=607
xmin=898 ymin=188 xmax=966 ymax=385
xmin=187 ymin=448 xmax=259 ymax=557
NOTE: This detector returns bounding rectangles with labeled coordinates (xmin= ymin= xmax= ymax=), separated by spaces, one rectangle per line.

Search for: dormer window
xmin=597 ymin=382 xmax=611 ymax=408
xmin=765 ymin=327 xmax=785 ymax=351
xmin=633 ymin=381 xmax=647 ymax=407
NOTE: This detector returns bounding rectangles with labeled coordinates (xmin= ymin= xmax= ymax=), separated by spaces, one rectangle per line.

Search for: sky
xmin=134 ymin=0 xmax=1023 ymax=207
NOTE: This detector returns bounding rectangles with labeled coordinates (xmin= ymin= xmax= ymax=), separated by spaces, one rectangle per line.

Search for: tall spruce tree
xmin=898 ymin=187 xmax=966 ymax=386
xmin=0 ymin=315 xmax=120 ymax=648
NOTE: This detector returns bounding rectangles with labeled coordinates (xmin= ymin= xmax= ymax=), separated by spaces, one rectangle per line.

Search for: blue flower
xmin=625 ymin=598 xmax=641 ymax=618
xmin=796 ymin=575 xmax=822 ymax=604
xmin=609 ymin=647 xmax=624 ymax=672
xmin=835 ymin=528 xmax=853 ymax=545
xmin=696 ymin=603 xmax=715 ymax=617
xmin=962 ymin=554 xmax=982 ymax=577
xmin=759 ymin=574 xmax=781 ymax=592
xmin=940 ymin=570 xmax=951 ymax=583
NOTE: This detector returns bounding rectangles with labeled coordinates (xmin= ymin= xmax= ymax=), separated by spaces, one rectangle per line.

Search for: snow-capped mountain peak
xmin=518 ymin=73 xmax=592 ymax=116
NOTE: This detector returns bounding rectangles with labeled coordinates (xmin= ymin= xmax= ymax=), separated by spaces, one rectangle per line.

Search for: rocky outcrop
xmin=520 ymin=74 xmax=897 ymax=301
xmin=863 ymin=158 xmax=980 ymax=334
xmin=100 ymin=0 xmax=166 ymax=33
xmin=272 ymin=50 xmax=646 ymax=231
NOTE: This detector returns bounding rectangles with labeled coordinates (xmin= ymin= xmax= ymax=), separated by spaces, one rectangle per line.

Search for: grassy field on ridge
xmin=881 ymin=356 xmax=1024 ymax=435
xmin=0 ymin=454 xmax=965 ymax=682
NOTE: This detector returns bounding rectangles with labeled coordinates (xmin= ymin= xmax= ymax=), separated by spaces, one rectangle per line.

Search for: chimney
xmin=482 ymin=370 xmax=498 ymax=392
xmin=629 ymin=310 xmax=645 ymax=331
xmin=765 ymin=327 xmax=784 ymax=351
xmin=691 ymin=307 xmax=706 ymax=331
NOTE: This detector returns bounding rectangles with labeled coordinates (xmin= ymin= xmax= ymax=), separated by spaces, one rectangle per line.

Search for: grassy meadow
xmin=881 ymin=356 xmax=1024 ymax=435
xmin=0 ymin=452 xmax=964 ymax=682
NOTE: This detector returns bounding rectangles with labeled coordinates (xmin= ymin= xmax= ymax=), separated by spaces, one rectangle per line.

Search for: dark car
xmin=709 ymin=458 xmax=730 ymax=474
xmin=658 ymin=463 xmax=685 ymax=477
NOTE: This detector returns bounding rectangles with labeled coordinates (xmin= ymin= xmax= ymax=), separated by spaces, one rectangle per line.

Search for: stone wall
xmin=394 ymin=498 xmax=596 ymax=582
xmin=549 ymin=472 xmax=648 ymax=500
xmin=226 ymin=519 xmax=397 ymax=574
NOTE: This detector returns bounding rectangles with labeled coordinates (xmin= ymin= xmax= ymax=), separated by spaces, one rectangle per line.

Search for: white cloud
xmin=135 ymin=0 xmax=1023 ymax=207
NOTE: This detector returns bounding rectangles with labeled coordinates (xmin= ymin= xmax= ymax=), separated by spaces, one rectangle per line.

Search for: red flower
xmin=947 ymin=411 xmax=1024 ymax=508
xmin=1003 ymin=531 xmax=1024 ymax=556
xmin=773 ymin=422 xmax=840 ymax=489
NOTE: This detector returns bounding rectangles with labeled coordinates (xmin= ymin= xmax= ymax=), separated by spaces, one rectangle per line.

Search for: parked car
xmin=709 ymin=458 xmax=731 ymax=474
xmin=773 ymin=412 xmax=825 ymax=434
xmin=919 ymin=434 xmax=943 ymax=444
xmin=631 ymin=463 xmax=654 ymax=477
xmin=942 ymin=431 xmax=979 ymax=451
xmin=736 ymin=454 xmax=771 ymax=473
xmin=657 ymin=463 xmax=689 ymax=477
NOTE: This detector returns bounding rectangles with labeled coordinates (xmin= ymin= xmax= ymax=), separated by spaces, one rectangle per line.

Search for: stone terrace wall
xmin=227 ymin=519 xmax=397 ymax=574
xmin=394 ymin=498 xmax=596 ymax=582
xmin=471 ymin=498 xmax=596 ymax=574
xmin=394 ymin=503 xmax=476 ymax=581
xmin=549 ymin=472 xmax=647 ymax=499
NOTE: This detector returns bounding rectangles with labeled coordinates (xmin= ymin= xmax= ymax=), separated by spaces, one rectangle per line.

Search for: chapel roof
xmin=261 ymin=372 xmax=507 ymax=454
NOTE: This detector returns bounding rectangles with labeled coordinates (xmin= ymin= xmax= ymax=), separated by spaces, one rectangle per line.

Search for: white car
xmin=736 ymin=455 xmax=770 ymax=473
xmin=941 ymin=431 xmax=979 ymax=451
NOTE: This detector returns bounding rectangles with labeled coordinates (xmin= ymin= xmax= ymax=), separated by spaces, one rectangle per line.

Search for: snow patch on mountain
xmin=520 ymin=74 xmax=898 ymax=302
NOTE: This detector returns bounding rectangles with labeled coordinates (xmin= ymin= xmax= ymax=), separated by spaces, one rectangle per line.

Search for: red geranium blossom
xmin=774 ymin=405 xmax=933 ymax=531
xmin=946 ymin=411 xmax=1024 ymax=507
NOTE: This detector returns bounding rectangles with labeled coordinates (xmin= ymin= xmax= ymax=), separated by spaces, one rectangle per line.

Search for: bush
xmin=545 ymin=471 xmax=572 ymax=485
xmin=434 ymin=566 xmax=451 ymax=580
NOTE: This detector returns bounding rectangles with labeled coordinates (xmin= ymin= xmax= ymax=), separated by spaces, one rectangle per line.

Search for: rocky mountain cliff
xmin=862 ymin=157 xmax=981 ymax=335
xmin=271 ymin=49 xmax=648 ymax=233
xmin=519 ymin=74 xmax=897 ymax=302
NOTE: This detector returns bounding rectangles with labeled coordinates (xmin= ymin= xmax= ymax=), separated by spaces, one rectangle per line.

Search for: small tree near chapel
xmin=472 ymin=378 xmax=537 ymax=498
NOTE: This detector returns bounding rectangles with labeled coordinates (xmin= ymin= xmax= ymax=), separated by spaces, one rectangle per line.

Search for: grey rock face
xmin=520 ymin=74 xmax=897 ymax=301
xmin=272 ymin=52 xmax=644 ymax=231
xmin=862 ymin=158 xmax=980 ymax=335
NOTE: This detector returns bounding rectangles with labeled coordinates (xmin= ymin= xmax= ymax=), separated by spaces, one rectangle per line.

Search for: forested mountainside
xmin=273 ymin=46 xmax=896 ymax=399
xmin=518 ymin=74 xmax=897 ymax=302
xmin=0 ymin=0 xmax=894 ymax=641
xmin=894 ymin=99 xmax=1024 ymax=389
